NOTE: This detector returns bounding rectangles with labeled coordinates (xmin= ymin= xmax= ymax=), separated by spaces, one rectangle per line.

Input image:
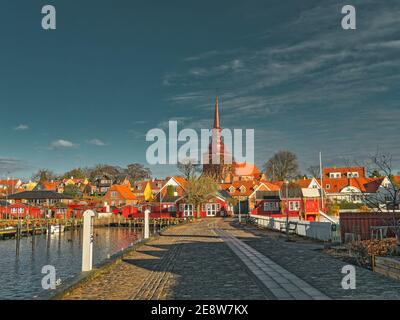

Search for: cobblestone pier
xmin=61 ymin=218 xmax=400 ymax=300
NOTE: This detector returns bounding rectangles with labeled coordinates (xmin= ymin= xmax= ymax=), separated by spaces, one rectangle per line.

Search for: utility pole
xmin=319 ymin=151 xmax=325 ymax=213
xmin=285 ymin=180 xmax=289 ymax=238
xmin=238 ymin=197 xmax=241 ymax=223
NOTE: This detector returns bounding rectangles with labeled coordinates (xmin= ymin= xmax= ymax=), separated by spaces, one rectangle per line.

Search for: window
xmin=229 ymin=186 xmax=235 ymax=193
xmin=240 ymin=186 xmax=246 ymax=193
xmin=111 ymin=191 xmax=117 ymax=198
xmin=168 ymin=205 xmax=176 ymax=212
xmin=263 ymin=202 xmax=279 ymax=211
xmin=289 ymin=201 xmax=300 ymax=211
xmin=326 ymin=184 xmax=330 ymax=190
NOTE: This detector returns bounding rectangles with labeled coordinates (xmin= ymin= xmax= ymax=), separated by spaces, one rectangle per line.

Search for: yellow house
xmin=63 ymin=177 xmax=89 ymax=186
xmin=21 ymin=181 xmax=38 ymax=191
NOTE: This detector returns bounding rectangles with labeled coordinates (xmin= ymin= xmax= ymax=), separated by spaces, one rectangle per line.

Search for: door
xmin=183 ymin=204 xmax=193 ymax=217
xmin=206 ymin=203 xmax=218 ymax=217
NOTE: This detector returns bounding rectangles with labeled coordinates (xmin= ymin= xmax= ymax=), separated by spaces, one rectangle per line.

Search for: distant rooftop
xmin=7 ymin=190 xmax=73 ymax=200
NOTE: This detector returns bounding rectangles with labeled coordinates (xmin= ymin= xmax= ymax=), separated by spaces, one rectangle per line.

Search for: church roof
xmin=214 ymin=96 xmax=220 ymax=129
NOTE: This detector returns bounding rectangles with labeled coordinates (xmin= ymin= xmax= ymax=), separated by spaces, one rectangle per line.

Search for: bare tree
xmin=183 ymin=176 xmax=218 ymax=218
xmin=307 ymin=165 xmax=320 ymax=178
xmin=359 ymin=151 xmax=400 ymax=253
xmin=177 ymin=158 xmax=201 ymax=180
xmin=263 ymin=150 xmax=300 ymax=181
xmin=125 ymin=163 xmax=152 ymax=182
xmin=32 ymin=169 xmax=58 ymax=182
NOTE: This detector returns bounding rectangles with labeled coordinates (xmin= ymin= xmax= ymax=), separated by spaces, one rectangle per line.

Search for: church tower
xmin=202 ymin=97 xmax=233 ymax=182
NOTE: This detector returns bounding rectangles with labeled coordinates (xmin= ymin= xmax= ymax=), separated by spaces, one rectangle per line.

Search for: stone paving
xmin=61 ymin=218 xmax=400 ymax=300
xmin=62 ymin=219 xmax=266 ymax=300
xmin=215 ymin=227 xmax=329 ymax=300
xmin=219 ymin=219 xmax=400 ymax=300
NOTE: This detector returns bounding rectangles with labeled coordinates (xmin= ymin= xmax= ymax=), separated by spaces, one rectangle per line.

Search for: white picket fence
xmin=249 ymin=214 xmax=340 ymax=242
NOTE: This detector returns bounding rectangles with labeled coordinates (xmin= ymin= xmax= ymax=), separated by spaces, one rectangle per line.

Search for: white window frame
xmin=263 ymin=201 xmax=279 ymax=211
xmin=289 ymin=201 xmax=300 ymax=211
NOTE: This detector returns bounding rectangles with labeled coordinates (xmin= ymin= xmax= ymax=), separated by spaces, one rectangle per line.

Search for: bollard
xmin=144 ymin=209 xmax=150 ymax=239
xmin=82 ymin=210 xmax=95 ymax=272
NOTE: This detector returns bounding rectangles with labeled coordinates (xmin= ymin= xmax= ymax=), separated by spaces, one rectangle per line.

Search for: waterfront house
xmin=103 ymin=185 xmax=137 ymax=207
xmin=252 ymin=190 xmax=282 ymax=216
xmin=6 ymin=190 xmax=73 ymax=207
xmin=252 ymin=184 xmax=321 ymax=221
xmin=92 ymin=175 xmax=113 ymax=196
xmin=0 ymin=203 xmax=42 ymax=219
xmin=132 ymin=179 xmax=166 ymax=201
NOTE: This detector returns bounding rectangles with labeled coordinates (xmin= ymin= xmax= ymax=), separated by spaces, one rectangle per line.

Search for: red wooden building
xmin=0 ymin=203 xmax=42 ymax=219
xmin=251 ymin=186 xmax=322 ymax=221
xmin=121 ymin=190 xmax=233 ymax=218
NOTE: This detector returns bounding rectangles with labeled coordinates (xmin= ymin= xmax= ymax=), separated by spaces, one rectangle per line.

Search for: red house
xmin=175 ymin=190 xmax=233 ymax=218
xmin=252 ymin=186 xmax=322 ymax=221
xmin=301 ymin=188 xmax=321 ymax=221
xmin=0 ymin=203 xmax=42 ymax=219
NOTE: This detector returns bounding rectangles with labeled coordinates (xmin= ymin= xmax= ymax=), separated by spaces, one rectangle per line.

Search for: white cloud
xmin=51 ymin=139 xmax=77 ymax=149
xmin=14 ymin=124 xmax=29 ymax=131
xmin=86 ymin=139 xmax=107 ymax=146
xmin=0 ymin=157 xmax=29 ymax=174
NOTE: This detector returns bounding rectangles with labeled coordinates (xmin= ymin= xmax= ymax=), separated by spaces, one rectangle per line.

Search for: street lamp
xmin=238 ymin=197 xmax=241 ymax=223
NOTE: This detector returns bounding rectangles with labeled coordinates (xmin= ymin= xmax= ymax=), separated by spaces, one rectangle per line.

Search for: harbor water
xmin=0 ymin=227 xmax=143 ymax=299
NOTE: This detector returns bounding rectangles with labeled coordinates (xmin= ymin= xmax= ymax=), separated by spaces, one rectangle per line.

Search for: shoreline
xmin=47 ymin=229 xmax=166 ymax=300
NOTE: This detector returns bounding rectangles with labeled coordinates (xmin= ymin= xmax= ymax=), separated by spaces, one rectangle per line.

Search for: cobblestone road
xmin=219 ymin=219 xmax=400 ymax=300
xmin=62 ymin=219 xmax=266 ymax=300
xmin=61 ymin=218 xmax=400 ymax=300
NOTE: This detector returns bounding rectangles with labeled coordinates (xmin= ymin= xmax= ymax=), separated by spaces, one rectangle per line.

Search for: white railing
xmin=249 ymin=214 xmax=340 ymax=242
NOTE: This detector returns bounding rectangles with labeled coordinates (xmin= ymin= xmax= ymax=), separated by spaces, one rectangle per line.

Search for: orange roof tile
xmin=232 ymin=162 xmax=261 ymax=177
xmin=109 ymin=185 xmax=136 ymax=200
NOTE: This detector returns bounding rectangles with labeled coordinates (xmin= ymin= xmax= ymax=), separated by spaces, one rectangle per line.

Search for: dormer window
xmin=326 ymin=184 xmax=330 ymax=190
xmin=239 ymin=186 xmax=246 ymax=193
xmin=229 ymin=186 xmax=235 ymax=193
xmin=346 ymin=172 xmax=359 ymax=178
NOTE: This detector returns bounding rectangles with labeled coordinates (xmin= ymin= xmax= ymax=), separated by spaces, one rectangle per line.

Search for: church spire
xmin=213 ymin=96 xmax=220 ymax=129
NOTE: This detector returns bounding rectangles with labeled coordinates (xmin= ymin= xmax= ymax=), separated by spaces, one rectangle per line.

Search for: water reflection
xmin=0 ymin=227 xmax=142 ymax=300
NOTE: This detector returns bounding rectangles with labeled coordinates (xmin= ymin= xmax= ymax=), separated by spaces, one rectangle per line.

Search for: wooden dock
xmin=0 ymin=216 xmax=191 ymax=239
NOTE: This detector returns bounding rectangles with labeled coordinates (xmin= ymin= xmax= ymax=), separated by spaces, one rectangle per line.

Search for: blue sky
xmin=1 ymin=0 xmax=399 ymax=179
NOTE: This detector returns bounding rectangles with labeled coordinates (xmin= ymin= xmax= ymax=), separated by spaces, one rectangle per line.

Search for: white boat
xmin=50 ymin=225 xmax=65 ymax=234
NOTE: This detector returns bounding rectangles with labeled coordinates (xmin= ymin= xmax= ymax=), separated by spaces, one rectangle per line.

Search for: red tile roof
xmin=109 ymin=185 xmax=136 ymax=200
xmin=317 ymin=177 xmax=381 ymax=193
xmin=232 ymin=162 xmax=261 ymax=177
xmin=323 ymin=167 xmax=365 ymax=178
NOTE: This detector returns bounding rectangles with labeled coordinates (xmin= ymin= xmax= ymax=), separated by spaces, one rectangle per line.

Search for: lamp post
xmin=238 ymin=197 xmax=241 ymax=223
